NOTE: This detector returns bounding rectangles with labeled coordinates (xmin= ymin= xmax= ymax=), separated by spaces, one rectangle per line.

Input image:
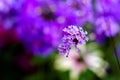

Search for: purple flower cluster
xmin=95 ymin=16 xmax=119 ymax=37
xmin=58 ymin=25 xmax=88 ymax=57
xmin=94 ymin=0 xmax=120 ymax=38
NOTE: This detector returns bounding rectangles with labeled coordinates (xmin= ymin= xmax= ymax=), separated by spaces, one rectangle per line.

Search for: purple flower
xmin=95 ymin=15 xmax=119 ymax=37
xmin=95 ymin=0 xmax=120 ymax=14
xmin=66 ymin=0 xmax=93 ymax=23
xmin=0 ymin=0 xmax=22 ymax=13
xmin=58 ymin=25 xmax=88 ymax=57
xmin=94 ymin=0 xmax=120 ymax=37
xmin=15 ymin=0 xmax=66 ymax=56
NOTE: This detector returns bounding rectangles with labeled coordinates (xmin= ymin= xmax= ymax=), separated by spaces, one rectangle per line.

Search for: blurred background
xmin=0 ymin=0 xmax=120 ymax=80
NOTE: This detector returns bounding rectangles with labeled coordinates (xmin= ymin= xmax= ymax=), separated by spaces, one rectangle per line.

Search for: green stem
xmin=110 ymin=37 xmax=120 ymax=69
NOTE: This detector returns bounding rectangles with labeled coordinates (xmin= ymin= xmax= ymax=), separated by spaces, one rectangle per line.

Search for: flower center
xmin=41 ymin=9 xmax=56 ymax=21
xmin=73 ymin=38 xmax=78 ymax=45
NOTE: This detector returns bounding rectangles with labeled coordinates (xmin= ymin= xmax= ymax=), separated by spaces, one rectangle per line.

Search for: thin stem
xmin=110 ymin=37 xmax=120 ymax=69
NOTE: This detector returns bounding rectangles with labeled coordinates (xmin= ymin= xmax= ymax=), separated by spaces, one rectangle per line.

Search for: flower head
xmin=58 ymin=25 xmax=88 ymax=57
xmin=93 ymin=0 xmax=120 ymax=39
xmin=95 ymin=15 xmax=119 ymax=37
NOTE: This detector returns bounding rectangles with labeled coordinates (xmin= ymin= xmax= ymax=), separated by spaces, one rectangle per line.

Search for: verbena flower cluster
xmin=58 ymin=25 xmax=88 ymax=57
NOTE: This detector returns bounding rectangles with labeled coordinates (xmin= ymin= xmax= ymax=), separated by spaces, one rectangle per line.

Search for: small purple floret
xmin=58 ymin=25 xmax=88 ymax=57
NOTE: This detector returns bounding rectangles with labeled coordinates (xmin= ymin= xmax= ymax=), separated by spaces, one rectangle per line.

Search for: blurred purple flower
xmin=58 ymin=25 xmax=88 ymax=57
xmin=66 ymin=0 xmax=93 ymax=23
xmin=95 ymin=15 xmax=119 ymax=37
xmin=0 ymin=0 xmax=23 ymax=13
xmin=94 ymin=0 xmax=120 ymax=38
xmin=16 ymin=0 xmax=66 ymax=56
xmin=95 ymin=0 xmax=120 ymax=13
